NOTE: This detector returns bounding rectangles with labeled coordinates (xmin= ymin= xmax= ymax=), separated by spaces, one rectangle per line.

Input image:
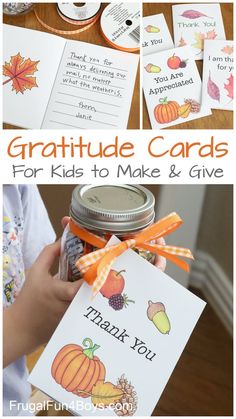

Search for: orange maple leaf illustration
xmin=221 ymin=45 xmax=234 ymax=55
xmin=3 ymin=52 xmax=39 ymax=94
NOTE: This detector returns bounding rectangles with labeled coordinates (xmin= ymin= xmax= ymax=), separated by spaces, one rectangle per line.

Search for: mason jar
xmin=59 ymin=184 xmax=156 ymax=282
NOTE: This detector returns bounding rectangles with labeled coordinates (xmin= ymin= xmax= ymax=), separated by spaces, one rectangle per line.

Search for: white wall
xmin=155 ymin=185 xmax=206 ymax=287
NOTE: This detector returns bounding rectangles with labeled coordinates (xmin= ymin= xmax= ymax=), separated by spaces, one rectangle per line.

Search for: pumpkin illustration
xmin=154 ymin=97 xmax=180 ymax=124
xmin=51 ymin=338 xmax=106 ymax=397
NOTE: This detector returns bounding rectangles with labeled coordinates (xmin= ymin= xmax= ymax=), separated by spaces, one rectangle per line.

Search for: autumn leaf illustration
xmin=224 ymin=74 xmax=234 ymax=100
xmin=3 ymin=52 xmax=39 ymax=94
xmin=206 ymin=30 xmax=217 ymax=40
xmin=192 ymin=30 xmax=217 ymax=52
xmin=180 ymin=10 xmax=213 ymax=19
xmin=221 ymin=45 xmax=234 ymax=55
xmin=192 ymin=32 xmax=205 ymax=51
xmin=207 ymin=71 xmax=220 ymax=101
xmin=178 ymin=36 xmax=187 ymax=47
xmin=91 ymin=380 xmax=124 ymax=407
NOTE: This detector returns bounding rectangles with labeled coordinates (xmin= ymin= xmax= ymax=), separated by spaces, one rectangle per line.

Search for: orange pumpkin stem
xmin=82 ymin=338 xmax=100 ymax=360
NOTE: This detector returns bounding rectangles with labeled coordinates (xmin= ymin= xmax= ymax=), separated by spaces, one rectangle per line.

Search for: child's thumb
xmin=35 ymin=240 xmax=61 ymax=271
xmin=53 ymin=278 xmax=83 ymax=302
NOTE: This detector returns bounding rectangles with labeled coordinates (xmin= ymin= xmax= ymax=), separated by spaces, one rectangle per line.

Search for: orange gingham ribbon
xmin=71 ymin=212 xmax=194 ymax=298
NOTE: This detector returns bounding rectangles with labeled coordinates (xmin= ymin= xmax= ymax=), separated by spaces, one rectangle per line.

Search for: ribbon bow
xmin=70 ymin=212 xmax=194 ymax=297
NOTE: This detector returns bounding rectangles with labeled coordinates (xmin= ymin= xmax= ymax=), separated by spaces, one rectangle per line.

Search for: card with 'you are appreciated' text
xmin=143 ymin=45 xmax=211 ymax=129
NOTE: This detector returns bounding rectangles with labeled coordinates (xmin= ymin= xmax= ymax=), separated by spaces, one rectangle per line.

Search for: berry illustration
xmin=109 ymin=293 xmax=135 ymax=311
xmin=100 ymin=270 xmax=125 ymax=299
xmin=167 ymin=54 xmax=181 ymax=70
xmin=179 ymin=60 xmax=188 ymax=68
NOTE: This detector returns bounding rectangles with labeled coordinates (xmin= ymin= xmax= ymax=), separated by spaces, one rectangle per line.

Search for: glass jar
xmin=59 ymin=184 xmax=156 ymax=282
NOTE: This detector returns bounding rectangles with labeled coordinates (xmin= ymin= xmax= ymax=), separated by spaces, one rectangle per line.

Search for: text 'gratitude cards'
xmin=29 ymin=237 xmax=206 ymax=416
xmin=143 ymin=45 xmax=211 ymax=129
xmin=172 ymin=3 xmax=226 ymax=60
xmin=143 ymin=13 xmax=174 ymax=56
xmin=202 ymin=40 xmax=234 ymax=111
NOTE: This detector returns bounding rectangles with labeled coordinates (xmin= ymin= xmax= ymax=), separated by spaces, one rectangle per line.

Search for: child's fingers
xmin=53 ymin=278 xmax=83 ymax=302
xmin=61 ymin=216 xmax=70 ymax=229
xmin=155 ymin=254 xmax=166 ymax=271
xmin=155 ymin=237 xmax=167 ymax=272
xmin=35 ymin=240 xmax=61 ymax=271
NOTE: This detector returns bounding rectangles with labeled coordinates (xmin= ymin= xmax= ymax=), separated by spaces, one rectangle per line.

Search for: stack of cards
xmin=143 ymin=3 xmax=234 ymax=129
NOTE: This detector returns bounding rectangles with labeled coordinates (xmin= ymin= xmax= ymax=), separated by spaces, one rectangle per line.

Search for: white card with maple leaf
xmin=172 ymin=4 xmax=226 ymax=60
xmin=3 ymin=24 xmax=65 ymax=128
xmin=3 ymin=24 xmax=139 ymax=129
xmin=143 ymin=13 xmax=174 ymax=56
xmin=28 ymin=236 xmax=206 ymax=416
xmin=143 ymin=45 xmax=211 ymax=129
xmin=202 ymin=40 xmax=234 ymax=111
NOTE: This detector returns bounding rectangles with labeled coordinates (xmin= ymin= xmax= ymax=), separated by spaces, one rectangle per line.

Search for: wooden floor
xmin=28 ymin=289 xmax=233 ymax=416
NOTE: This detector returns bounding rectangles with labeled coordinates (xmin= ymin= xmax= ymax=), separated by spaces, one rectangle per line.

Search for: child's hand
xmin=155 ymin=237 xmax=166 ymax=271
xmin=3 ymin=241 xmax=82 ymax=367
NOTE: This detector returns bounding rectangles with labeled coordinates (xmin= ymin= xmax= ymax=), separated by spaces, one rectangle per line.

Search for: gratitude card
xmin=3 ymin=24 xmax=65 ymax=129
xmin=202 ymin=40 xmax=234 ymax=111
xmin=3 ymin=24 xmax=139 ymax=129
xmin=143 ymin=13 xmax=174 ymax=56
xmin=29 ymin=239 xmax=206 ymax=416
xmin=42 ymin=41 xmax=139 ymax=130
xmin=143 ymin=45 xmax=211 ymax=129
xmin=172 ymin=4 xmax=226 ymax=60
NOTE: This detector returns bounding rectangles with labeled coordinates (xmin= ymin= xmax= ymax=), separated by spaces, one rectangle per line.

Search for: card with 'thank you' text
xmin=142 ymin=13 xmax=174 ymax=56
xmin=3 ymin=24 xmax=139 ymax=129
xmin=29 ymin=237 xmax=206 ymax=416
xmin=172 ymin=3 xmax=226 ymax=60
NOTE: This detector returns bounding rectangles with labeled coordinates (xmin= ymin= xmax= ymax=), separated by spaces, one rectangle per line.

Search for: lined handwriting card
xmin=143 ymin=13 xmax=174 ymax=56
xmin=42 ymin=41 xmax=139 ymax=129
xmin=172 ymin=4 xmax=226 ymax=60
xmin=143 ymin=45 xmax=211 ymax=129
xmin=29 ymin=237 xmax=206 ymax=416
xmin=202 ymin=40 xmax=234 ymax=111
xmin=3 ymin=25 xmax=139 ymax=129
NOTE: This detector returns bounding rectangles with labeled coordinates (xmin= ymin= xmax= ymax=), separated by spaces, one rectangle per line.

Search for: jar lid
xmin=70 ymin=184 xmax=155 ymax=234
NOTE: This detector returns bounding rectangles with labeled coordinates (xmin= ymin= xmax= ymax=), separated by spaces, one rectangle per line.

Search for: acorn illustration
xmin=147 ymin=301 xmax=171 ymax=334
xmin=145 ymin=63 xmax=161 ymax=73
xmin=145 ymin=25 xmax=160 ymax=33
